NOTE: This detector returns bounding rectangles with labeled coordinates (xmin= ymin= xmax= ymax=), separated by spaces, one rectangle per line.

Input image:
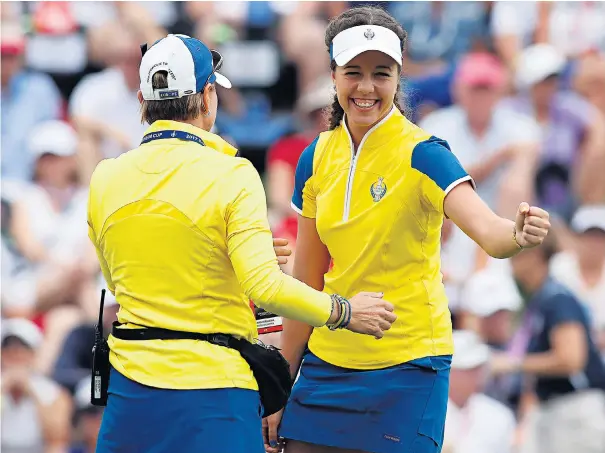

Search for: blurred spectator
xmin=53 ymin=291 xmax=119 ymax=395
xmin=550 ymin=205 xmax=605 ymax=352
xmin=492 ymin=236 xmax=605 ymax=453
xmin=6 ymin=120 xmax=99 ymax=374
xmin=1 ymin=318 xmax=73 ymax=453
xmin=504 ymin=44 xmax=605 ymax=219
xmin=7 ymin=121 xmax=96 ymax=315
xmin=69 ymin=377 xmax=104 ymax=453
xmin=266 ymin=76 xmax=332 ymax=225
xmin=390 ymin=1 xmax=490 ymax=77
xmin=1 ymin=21 xmax=63 ymax=183
xmin=461 ymin=267 xmax=522 ymax=349
xmin=422 ymin=52 xmax=540 ymax=311
xmin=491 ymin=1 xmax=605 ymax=71
xmin=442 ymin=330 xmax=516 ymax=453
xmin=574 ymin=54 xmax=605 ymax=116
xmin=69 ymin=21 xmax=146 ymax=182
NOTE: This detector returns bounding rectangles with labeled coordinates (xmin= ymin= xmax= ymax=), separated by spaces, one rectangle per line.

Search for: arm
xmin=445 ymin=183 xmax=547 ymax=259
xmin=267 ymin=161 xmax=296 ymax=221
xmin=573 ymin=110 xmax=605 ymax=204
xmin=9 ymin=199 xmax=49 ymax=263
xmin=520 ymin=322 xmax=587 ymax=376
xmin=225 ymin=161 xmax=333 ymax=327
xmin=52 ymin=327 xmax=93 ymax=393
xmin=466 ymin=146 xmax=510 ymax=184
xmin=36 ymin=387 xmax=73 ymax=453
xmin=497 ymin=141 xmax=540 ymax=218
xmin=281 ymin=215 xmax=331 ymax=377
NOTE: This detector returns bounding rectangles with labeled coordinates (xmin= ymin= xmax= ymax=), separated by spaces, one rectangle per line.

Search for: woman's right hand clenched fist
xmin=346 ymin=292 xmax=396 ymax=339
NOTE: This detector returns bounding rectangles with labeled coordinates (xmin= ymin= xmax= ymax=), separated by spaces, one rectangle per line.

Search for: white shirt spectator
xmin=17 ymin=184 xmax=88 ymax=265
xmin=445 ymin=393 xmax=516 ymax=453
xmin=420 ymin=104 xmax=540 ymax=209
xmin=491 ymin=1 xmax=605 ymax=58
xmin=69 ymin=67 xmax=146 ymax=159
xmin=1 ymin=375 xmax=62 ymax=453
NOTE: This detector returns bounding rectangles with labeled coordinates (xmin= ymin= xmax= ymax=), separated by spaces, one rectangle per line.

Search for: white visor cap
xmin=331 ymin=25 xmax=402 ymax=67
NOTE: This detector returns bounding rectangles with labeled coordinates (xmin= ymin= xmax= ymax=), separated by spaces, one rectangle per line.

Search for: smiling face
xmin=332 ymin=50 xmax=399 ymax=141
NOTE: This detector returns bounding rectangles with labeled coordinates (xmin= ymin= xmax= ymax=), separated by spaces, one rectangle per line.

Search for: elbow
xmin=561 ymin=353 xmax=587 ymax=375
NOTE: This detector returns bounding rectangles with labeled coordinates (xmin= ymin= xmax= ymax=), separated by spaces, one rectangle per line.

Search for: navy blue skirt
xmin=96 ymin=368 xmax=264 ymax=453
xmin=280 ymin=352 xmax=452 ymax=453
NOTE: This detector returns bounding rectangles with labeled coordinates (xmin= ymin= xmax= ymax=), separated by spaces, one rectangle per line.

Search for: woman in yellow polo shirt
xmin=87 ymin=34 xmax=396 ymax=453
xmin=264 ymin=7 xmax=551 ymax=453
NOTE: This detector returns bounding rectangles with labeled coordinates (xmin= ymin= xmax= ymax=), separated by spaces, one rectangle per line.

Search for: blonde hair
xmin=140 ymin=71 xmax=206 ymax=124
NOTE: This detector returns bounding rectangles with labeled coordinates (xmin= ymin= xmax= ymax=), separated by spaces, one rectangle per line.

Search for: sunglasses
xmin=203 ymin=49 xmax=223 ymax=88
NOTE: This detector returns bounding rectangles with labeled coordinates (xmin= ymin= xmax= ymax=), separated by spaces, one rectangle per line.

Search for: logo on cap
xmin=364 ymin=28 xmax=375 ymax=40
xmin=159 ymin=90 xmax=179 ymax=99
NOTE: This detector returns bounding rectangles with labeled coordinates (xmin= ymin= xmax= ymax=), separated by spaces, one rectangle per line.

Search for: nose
xmin=357 ymin=75 xmax=375 ymax=95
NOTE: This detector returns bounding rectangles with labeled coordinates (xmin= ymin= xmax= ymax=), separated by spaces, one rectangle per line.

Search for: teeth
xmin=353 ymin=99 xmax=377 ymax=108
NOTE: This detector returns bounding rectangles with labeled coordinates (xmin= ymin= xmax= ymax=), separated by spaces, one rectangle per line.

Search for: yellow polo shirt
xmin=88 ymin=120 xmax=332 ymax=390
xmin=292 ymin=107 xmax=474 ymax=369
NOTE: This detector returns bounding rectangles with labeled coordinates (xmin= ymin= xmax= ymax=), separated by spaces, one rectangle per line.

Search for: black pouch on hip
xmin=229 ymin=337 xmax=292 ymax=417
xmin=91 ymin=289 xmax=110 ymax=406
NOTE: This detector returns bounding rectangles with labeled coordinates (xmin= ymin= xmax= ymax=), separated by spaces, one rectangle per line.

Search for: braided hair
xmin=325 ymin=6 xmax=408 ymax=130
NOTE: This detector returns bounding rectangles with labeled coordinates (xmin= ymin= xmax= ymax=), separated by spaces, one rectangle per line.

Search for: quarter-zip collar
xmin=338 ymin=106 xmax=403 ymax=221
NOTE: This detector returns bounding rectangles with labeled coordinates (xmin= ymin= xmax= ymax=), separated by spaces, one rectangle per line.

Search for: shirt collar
xmin=143 ymin=120 xmax=238 ymax=157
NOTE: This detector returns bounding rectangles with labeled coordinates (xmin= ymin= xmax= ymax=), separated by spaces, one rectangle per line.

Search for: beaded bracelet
xmin=327 ymin=294 xmax=351 ymax=330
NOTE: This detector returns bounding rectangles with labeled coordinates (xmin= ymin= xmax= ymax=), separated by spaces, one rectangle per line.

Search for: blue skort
xmin=280 ymin=352 xmax=452 ymax=453
xmin=96 ymin=367 xmax=264 ymax=453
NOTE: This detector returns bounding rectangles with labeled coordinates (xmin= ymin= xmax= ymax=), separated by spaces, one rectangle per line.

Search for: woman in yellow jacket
xmin=87 ymin=34 xmax=396 ymax=453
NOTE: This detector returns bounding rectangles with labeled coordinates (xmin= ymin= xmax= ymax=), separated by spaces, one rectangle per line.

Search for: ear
xmin=137 ymin=90 xmax=144 ymax=105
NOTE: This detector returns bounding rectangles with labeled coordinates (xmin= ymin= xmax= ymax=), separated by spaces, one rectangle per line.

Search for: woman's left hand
xmin=273 ymin=237 xmax=292 ymax=265
xmin=514 ymin=202 xmax=551 ymax=249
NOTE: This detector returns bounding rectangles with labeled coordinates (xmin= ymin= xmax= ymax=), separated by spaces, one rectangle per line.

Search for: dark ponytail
xmin=325 ymin=6 xmax=409 ymax=130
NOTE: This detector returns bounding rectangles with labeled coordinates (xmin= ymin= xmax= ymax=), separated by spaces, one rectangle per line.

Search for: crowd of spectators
xmin=2 ymin=2 xmax=605 ymax=453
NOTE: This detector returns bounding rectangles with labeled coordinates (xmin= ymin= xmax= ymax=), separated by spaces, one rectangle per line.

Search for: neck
xmin=182 ymin=117 xmax=212 ymax=133
xmin=534 ymin=102 xmax=550 ymax=122
xmin=450 ymin=392 xmax=472 ymax=409
xmin=345 ymin=108 xmax=393 ymax=150
xmin=467 ymin=115 xmax=490 ymax=138
xmin=519 ymin=266 xmax=548 ymax=296
xmin=348 ymin=123 xmax=369 ymax=150
xmin=578 ymin=254 xmax=605 ymax=281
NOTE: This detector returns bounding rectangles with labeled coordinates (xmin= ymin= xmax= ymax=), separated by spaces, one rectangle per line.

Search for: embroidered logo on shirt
xmin=364 ymin=28 xmax=375 ymax=40
xmin=370 ymin=177 xmax=387 ymax=202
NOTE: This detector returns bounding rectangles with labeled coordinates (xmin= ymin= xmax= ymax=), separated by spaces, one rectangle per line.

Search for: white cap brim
xmin=335 ymin=44 xmax=402 ymax=67
xmin=215 ymin=72 xmax=232 ymax=89
xmin=331 ymin=25 xmax=402 ymax=67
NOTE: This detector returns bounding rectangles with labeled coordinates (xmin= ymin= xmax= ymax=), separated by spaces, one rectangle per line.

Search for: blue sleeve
xmin=411 ymin=136 xmax=473 ymax=193
xmin=52 ymin=326 xmax=94 ymax=394
xmin=544 ymin=293 xmax=587 ymax=330
xmin=291 ymin=136 xmax=319 ymax=213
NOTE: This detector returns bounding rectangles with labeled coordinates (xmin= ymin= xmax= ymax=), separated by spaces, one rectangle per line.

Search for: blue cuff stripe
xmin=292 ymin=136 xmax=320 ymax=211
xmin=411 ymin=136 xmax=469 ymax=192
